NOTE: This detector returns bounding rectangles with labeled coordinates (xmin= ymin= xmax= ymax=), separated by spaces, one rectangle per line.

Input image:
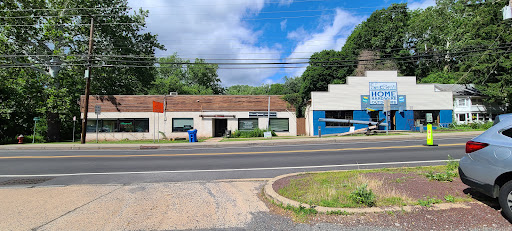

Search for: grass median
xmin=276 ymin=158 xmax=470 ymax=209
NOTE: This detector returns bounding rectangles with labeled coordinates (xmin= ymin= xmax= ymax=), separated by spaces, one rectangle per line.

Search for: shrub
xmin=348 ymin=184 xmax=376 ymax=207
xmin=25 ymin=135 xmax=46 ymax=143
xmin=230 ymin=128 xmax=276 ymax=138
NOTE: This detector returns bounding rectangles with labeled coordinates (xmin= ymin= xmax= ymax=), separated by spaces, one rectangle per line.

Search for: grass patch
xmin=277 ymin=157 xmax=462 ymax=209
xmin=417 ymin=197 xmax=443 ymax=207
xmin=424 ymin=155 xmax=459 ymax=182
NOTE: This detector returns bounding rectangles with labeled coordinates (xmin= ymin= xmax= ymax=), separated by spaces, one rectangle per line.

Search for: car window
xmin=503 ymin=128 xmax=512 ymax=139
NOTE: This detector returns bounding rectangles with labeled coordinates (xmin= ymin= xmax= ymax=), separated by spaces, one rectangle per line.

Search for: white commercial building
xmin=81 ymin=95 xmax=297 ymax=141
xmin=306 ymin=71 xmax=454 ymax=136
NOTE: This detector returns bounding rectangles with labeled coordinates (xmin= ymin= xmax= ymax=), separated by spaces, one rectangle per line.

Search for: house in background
xmin=434 ymin=84 xmax=500 ymax=124
xmin=80 ymin=95 xmax=297 ymax=141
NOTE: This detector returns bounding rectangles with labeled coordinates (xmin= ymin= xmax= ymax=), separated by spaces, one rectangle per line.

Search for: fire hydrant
xmin=17 ymin=134 xmax=24 ymax=144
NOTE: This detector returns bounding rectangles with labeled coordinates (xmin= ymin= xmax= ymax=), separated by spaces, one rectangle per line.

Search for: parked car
xmin=459 ymin=113 xmax=512 ymax=219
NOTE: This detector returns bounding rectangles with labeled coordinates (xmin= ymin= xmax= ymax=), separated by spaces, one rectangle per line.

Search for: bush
xmin=24 ymin=134 xmax=46 ymax=143
xmin=231 ymin=128 xmax=276 ymax=138
xmin=348 ymin=184 xmax=376 ymax=207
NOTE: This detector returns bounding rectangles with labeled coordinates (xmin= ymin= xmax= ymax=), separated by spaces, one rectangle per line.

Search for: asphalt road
xmin=0 ymin=136 xmax=472 ymax=185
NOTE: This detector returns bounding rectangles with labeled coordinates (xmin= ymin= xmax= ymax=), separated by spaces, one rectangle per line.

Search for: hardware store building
xmin=81 ymin=95 xmax=297 ymax=141
xmin=305 ymin=71 xmax=454 ymax=136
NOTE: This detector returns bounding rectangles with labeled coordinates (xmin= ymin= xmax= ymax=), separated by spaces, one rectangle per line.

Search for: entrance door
xmin=214 ymin=119 xmax=227 ymax=137
xmin=390 ymin=111 xmax=397 ymax=130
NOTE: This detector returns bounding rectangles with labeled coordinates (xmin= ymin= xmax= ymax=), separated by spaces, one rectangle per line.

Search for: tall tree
xmin=0 ymin=0 xmax=163 ymax=142
xmin=150 ymin=54 xmax=222 ymax=95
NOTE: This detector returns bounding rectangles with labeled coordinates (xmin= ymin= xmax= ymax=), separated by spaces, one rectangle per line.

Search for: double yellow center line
xmin=0 ymin=143 xmax=465 ymax=159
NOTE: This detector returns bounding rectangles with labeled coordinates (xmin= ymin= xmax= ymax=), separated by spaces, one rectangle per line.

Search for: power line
xmin=2 ymin=49 xmax=511 ymax=69
xmin=2 ymin=43 xmax=511 ymax=62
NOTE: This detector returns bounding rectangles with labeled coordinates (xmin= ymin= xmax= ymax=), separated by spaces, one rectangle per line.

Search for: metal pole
xmin=267 ymin=96 xmax=270 ymax=130
xmin=72 ymin=120 xmax=76 ymax=143
xmin=386 ymin=111 xmax=389 ymax=135
xmin=96 ymin=114 xmax=99 ymax=143
xmin=32 ymin=120 xmax=36 ymax=143
xmin=81 ymin=17 xmax=95 ymax=144
xmin=157 ymin=113 xmax=160 ymax=142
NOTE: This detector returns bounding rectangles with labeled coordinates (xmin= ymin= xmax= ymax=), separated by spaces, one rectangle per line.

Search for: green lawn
xmin=277 ymin=160 xmax=466 ymax=208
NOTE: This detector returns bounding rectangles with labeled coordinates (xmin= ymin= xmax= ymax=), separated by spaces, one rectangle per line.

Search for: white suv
xmin=459 ymin=113 xmax=512 ymax=219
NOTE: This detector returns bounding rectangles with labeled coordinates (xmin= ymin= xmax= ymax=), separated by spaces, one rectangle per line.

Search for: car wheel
xmin=499 ymin=181 xmax=512 ymax=220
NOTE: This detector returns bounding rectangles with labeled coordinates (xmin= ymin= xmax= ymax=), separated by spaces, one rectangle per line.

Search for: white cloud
xmin=285 ymin=9 xmax=363 ymax=77
xmin=408 ymin=0 xmax=436 ymax=10
xmin=280 ymin=19 xmax=287 ymax=31
xmin=278 ymin=0 xmax=294 ymax=6
xmin=129 ymin=0 xmax=281 ymax=86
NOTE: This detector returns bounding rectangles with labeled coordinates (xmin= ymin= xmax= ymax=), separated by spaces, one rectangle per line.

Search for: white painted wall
xmin=83 ymin=110 xmax=296 ymax=141
xmin=311 ymin=71 xmax=453 ymax=111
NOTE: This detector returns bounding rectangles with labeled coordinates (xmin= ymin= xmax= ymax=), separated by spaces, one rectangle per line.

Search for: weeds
xmin=425 ymin=155 xmax=459 ymax=182
xmin=348 ymin=184 xmax=376 ymax=207
xmin=326 ymin=210 xmax=352 ymax=215
xmin=417 ymin=197 xmax=442 ymax=207
xmin=444 ymin=195 xmax=455 ymax=202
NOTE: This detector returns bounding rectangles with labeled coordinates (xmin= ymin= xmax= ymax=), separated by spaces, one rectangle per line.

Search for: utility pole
xmin=81 ymin=17 xmax=94 ymax=144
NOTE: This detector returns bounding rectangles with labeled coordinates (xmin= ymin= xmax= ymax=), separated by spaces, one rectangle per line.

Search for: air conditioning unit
xmin=169 ymin=92 xmax=178 ymax=95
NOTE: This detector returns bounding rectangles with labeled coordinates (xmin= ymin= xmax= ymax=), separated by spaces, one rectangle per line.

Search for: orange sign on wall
xmin=153 ymin=101 xmax=164 ymax=113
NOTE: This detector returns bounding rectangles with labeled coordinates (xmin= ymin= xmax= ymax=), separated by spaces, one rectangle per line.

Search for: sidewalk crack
xmin=31 ymin=186 xmax=123 ymax=231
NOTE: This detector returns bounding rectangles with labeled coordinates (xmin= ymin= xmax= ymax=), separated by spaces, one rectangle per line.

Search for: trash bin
xmin=187 ymin=129 xmax=198 ymax=142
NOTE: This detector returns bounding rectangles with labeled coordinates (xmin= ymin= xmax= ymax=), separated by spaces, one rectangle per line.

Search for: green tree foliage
xmin=150 ymin=54 xmax=223 ymax=95
xmin=0 ymin=0 xmax=163 ymax=142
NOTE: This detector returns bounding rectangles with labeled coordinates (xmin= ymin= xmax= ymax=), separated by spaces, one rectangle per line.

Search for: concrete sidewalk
xmin=0 ymin=180 xmax=269 ymax=230
xmin=0 ymin=131 xmax=483 ymax=150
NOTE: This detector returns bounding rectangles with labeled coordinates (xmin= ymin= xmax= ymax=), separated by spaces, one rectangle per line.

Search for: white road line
xmin=0 ymin=159 xmax=458 ymax=178
xmin=1 ymin=136 xmax=473 ymax=153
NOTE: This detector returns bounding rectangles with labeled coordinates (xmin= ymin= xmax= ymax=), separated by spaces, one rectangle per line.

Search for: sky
xmin=128 ymin=0 xmax=436 ymax=87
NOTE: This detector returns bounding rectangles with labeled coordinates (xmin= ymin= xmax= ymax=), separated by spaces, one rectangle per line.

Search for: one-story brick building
xmin=80 ymin=95 xmax=297 ymax=141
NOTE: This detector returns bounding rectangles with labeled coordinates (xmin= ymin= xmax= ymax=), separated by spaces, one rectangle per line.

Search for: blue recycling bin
xmin=187 ymin=129 xmax=198 ymax=142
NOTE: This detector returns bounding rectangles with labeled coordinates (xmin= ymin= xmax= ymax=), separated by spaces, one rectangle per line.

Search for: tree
xmin=150 ymin=54 xmax=222 ymax=95
xmin=0 ymin=0 xmax=163 ymax=142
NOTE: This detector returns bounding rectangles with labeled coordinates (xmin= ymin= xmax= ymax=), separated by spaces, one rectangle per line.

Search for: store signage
xmin=249 ymin=112 xmax=277 ymax=117
xmin=152 ymin=101 xmax=164 ymax=113
xmin=369 ymin=82 xmax=397 ymax=105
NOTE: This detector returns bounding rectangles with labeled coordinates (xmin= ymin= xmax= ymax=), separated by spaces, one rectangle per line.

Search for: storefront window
xmin=270 ymin=118 xmax=289 ymax=132
xmin=238 ymin=118 xmax=258 ymax=131
xmin=325 ymin=111 xmax=353 ymax=127
xmin=87 ymin=120 xmax=98 ymax=132
xmin=86 ymin=119 xmax=148 ymax=133
xmin=173 ymin=118 xmax=194 ymax=132
xmin=414 ymin=110 xmax=439 ymax=126
xmin=101 ymin=120 xmax=117 ymax=132
xmin=119 ymin=120 xmax=134 ymax=132
xmin=134 ymin=119 xmax=149 ymax=132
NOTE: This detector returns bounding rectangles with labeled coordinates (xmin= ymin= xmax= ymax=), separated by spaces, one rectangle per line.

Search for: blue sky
xmin=128 ymin=0 xmax=435 ymax=86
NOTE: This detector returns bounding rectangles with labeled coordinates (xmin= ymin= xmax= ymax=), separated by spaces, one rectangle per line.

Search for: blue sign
xmin=398 ymin=96 xmax=405 ymax=103
xmin=369 ymin=82 xmax=398 ymax=105
xmin=362 ymin=96 xmax=368 ymax=103
xmin=361 ymin=95 xmax=406 ymax=111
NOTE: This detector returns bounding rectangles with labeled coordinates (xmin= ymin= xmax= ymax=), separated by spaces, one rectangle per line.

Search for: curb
xmin=0 ymin=131 xmax=481 ymax=150
xmin=263 ymin=171 xmax=472 ymax=214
